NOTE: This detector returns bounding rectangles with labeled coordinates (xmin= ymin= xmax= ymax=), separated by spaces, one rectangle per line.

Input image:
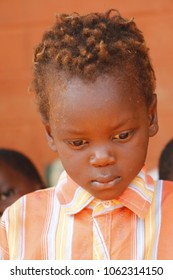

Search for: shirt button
xmin=102 ymin=201 xmax=112 ymax=208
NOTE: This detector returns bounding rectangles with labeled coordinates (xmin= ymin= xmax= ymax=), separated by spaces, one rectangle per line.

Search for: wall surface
xmin=0 ymin=0 xmax=173 ymax=177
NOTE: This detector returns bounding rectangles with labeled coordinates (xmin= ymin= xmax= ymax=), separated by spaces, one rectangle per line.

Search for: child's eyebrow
xmin=63 ymin=117 xmax=136 ymax=136
xmin=111 ymin=121 xmax=129 ymax=129
xmin=63 ymin=128 xmax=86 ymax=136
xmin=109 ymin=117 xmax=136 ymax=131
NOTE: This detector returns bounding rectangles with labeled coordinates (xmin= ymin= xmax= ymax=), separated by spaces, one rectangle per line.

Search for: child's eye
xmin=65 ymin=139 xmax=88 ymax=149
xmin=0 ymin=189 xmax=15 ymax=200
xmin=112 ymin=130 xmax=134 ymax=142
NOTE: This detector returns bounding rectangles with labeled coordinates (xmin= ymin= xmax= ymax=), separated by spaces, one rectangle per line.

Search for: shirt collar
xmin=118 ymin=167 xmax=155 ymax=218
xmin=55 ymin=172 xmax=94 ymax=214
xmin=55 ymin=167 xmax=154 ymax=218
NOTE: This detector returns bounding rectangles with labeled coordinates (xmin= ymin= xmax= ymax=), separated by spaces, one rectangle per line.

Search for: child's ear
xmin=148 ymin=93 xmax=159 ymax=137
xmin=40 ymin=112 xmax=57 ymax=152
xmin=44 ymin=123 xmax=57 ymax=151
xmin=41 ymin=117 xmax=57 ymax=152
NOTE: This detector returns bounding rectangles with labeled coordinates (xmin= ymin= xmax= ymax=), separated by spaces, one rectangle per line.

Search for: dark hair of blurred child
xmin=159 ymin=139 xmax=173 ymax=181
xmin=0 ymin=148 xmax=45 ymax=216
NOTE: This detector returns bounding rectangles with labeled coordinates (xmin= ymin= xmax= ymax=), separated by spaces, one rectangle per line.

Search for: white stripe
xmin=21 ymin=196 xmax=26 ymax=259
xmin=93 ymin=218 xmax=110 ymax=260
xmin=152 ymin=180 xmax=162 ymax=259
xmin=91 ymin=203 xmax=123 ymax=217
xmin=0 ymin=249 xmax=3 ymax=259
xmin=55 ymin=176 xmax=67 ymax=190
xmin=136 ymin=217 xmax=145 ymax=259
xmin=47 ymin=191 xmax=60 ymax=259
xmin=11 ymin=204 xmax=16 ymax=259
xmin=2 ymin=210 xmax=9 ymax=235
xmin=145 ymin=183 xmax=154 ymax=192
xmin=64 ymin=215 xmax=74 ymax=259
xmin=131 ymin=214 xmax=137 ymax=259
xmin=65 ymin=187 xmax=93 ymax=213
xmin=59 ymin=212 xmax=69 ymax=259
xmin=128 ymin=184 xmax=152 ymax=203
xmin=42 ymin=190 xmax=54 ymax=259
xmin=18 ymin=196 xmax=26 ymax=259
xmin=59 ymin=212 xmax=74 ymax=259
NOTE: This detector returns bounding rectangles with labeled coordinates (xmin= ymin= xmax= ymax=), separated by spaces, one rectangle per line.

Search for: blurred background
xmin=0 ymin=0 xmax=173 ymax=183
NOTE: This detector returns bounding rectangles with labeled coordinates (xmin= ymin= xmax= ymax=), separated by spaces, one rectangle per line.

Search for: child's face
xmin=45 ymin=74 xmax=158 ymax=200
xmin=0 ymin=162 xmax=38 ymax=216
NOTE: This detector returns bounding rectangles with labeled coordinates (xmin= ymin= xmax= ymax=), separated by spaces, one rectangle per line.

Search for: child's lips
xmin=91 ymin=176 xmax=122 ymax=189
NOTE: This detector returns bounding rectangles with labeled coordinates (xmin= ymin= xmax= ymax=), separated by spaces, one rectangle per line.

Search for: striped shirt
xmin=0 ymin=168 xmax=173 ymax=260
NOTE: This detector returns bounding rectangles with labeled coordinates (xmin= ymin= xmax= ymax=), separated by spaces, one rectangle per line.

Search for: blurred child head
xmin=159 ymin=139 xmax=173 ymax=181
xmin=31 ymin=10 xmax=158 ymax=200
xmin=0 ymin=148 xmax=44 ymax=216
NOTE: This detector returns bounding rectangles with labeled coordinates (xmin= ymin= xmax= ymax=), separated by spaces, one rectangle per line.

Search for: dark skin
xmin=43 ymin=73 xmax=158 ymax=201
xmin=0 ymin=161 xmax=40 ymax=216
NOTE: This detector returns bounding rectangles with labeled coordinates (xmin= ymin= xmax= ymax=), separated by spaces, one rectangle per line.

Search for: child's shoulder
xmin=2 ymin=187 xmax=56 ymax=218
xmin=1 ymin=186 xmax=57 ymax=224
xmin=27 ymin=186 xmax=55 ymax=197
xmin=23 ymin=186 xmax=56 ymax=205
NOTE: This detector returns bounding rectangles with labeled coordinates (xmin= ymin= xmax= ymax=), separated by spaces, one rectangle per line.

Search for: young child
xmin=0 ymin=148 xmax=45 ymax=216
xmin=1 ymin=9 xmax=173 ymax=260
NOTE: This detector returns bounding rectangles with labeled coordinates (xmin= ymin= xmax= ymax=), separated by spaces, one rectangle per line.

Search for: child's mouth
xmin=91 ymin=176 xmax=122 ymax=189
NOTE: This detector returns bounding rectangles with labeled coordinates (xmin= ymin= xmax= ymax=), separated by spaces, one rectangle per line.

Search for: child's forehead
xmin=48 ymin=71 xmax=145 ymax=106
xmin=47 ymin=72 xmax=147 ymax=126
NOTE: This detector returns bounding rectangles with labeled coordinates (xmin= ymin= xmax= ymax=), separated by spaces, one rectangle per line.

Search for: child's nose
xmin=89 ymin=146 xmax=116 ymax=167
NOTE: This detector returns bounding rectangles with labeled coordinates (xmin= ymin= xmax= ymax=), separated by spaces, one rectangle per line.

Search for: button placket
xmin=102 ymin=201 xmax=112 ymax=208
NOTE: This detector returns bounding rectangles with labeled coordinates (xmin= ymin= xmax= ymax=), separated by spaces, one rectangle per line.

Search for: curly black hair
xmin=159 ymin=139 xmax=173 ymax=181
xmin=32 ymin=9 xmax=156 ymax=121
xmin=0 ymin=148 xmax=44 ymax=187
